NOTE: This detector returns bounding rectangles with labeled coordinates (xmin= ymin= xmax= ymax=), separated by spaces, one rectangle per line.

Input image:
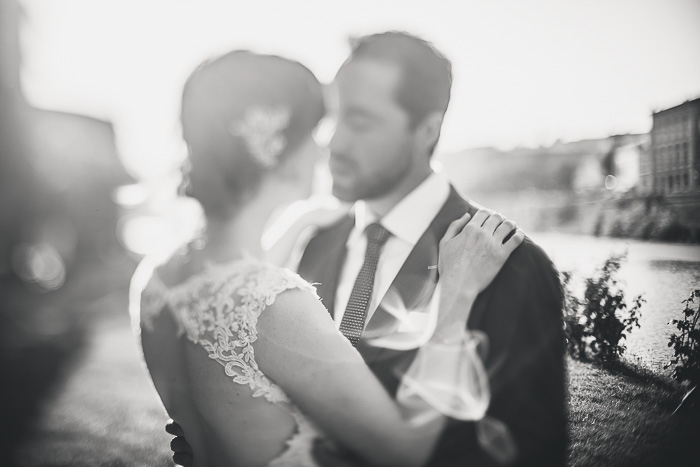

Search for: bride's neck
xmin=201 ymin=192 xmax=276 ymax=264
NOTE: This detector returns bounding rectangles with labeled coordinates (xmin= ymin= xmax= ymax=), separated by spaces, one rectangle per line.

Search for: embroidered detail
xmin=140 ymin=258 xmax=317 ymax=404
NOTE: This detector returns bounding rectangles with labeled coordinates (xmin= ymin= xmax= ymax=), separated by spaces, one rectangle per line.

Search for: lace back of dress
xmin=138 ymin=258 xmax=322 ymax=466
xmin=140 ymin=259 xmax=317 ymax=405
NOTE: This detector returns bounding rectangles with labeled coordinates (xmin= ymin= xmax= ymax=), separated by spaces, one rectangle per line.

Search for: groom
xmin=170 ymin=31 xmax=567 ymax=466
xmin=301 ymin=31 xmax=566 ymax=467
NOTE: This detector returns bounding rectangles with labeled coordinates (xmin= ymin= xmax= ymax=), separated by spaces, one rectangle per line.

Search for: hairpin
xmin=229 ymin=105 xmax=290 ymax=168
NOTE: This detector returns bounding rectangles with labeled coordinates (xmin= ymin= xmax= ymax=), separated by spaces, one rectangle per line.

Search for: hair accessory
xmin=229 ymin=105 xmax=291 ymax=168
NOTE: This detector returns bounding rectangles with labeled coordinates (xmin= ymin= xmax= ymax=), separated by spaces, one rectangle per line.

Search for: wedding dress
xmin=135 ymin=249 xmax=490 ymax=466
xmin=139 ymin=256 xmax=322 ymax=466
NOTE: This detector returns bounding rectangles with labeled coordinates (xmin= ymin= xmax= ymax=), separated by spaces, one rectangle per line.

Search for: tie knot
xmin=365 ymin=223 xmax=390 ymax=246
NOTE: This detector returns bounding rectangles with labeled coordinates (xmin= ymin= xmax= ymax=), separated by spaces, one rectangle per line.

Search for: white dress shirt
xmin=333 ymin=172 xmax=450 ymax=329
xmin=286 ymin=173 xmax=485 ymax=422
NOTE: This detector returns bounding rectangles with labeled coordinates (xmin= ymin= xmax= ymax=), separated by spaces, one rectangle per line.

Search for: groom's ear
xmin=414 ymin=111 xmax=444 ymax=157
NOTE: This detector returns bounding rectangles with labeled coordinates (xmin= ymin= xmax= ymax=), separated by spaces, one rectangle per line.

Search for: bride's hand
xmin=438 ymin=209 xmax=524 ymax=305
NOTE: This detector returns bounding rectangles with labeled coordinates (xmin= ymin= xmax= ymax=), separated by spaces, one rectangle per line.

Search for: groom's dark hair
xmin=343 ymin=31 xmax=452 ymax=132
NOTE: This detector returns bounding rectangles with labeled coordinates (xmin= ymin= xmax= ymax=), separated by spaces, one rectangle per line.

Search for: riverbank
xmin=461 ymin=189 xmax=700 ymax=244
xmin=13 ymin=302 xmax=700 ymax=466
xmin=541 ymin=194 xmax=700 ymax=243
xmin=531 ymin=232 xmax=700 ymax=367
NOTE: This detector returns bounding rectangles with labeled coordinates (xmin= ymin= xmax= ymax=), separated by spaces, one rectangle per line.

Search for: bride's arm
xmin=256 ymin=210 xmax=523 ymax=467
xmin=255 ymin=288 xmax=449 ymax=467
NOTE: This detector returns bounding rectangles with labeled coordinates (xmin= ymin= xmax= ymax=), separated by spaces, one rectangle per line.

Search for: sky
xmin=18 ymin=0 xmax=700 ymax=180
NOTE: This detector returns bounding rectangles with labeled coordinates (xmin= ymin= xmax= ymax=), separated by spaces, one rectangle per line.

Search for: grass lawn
xmin=13 ymin=295 xmax=700 ymax=466
xmin=567 ymin=359 xmax=698 ymax=466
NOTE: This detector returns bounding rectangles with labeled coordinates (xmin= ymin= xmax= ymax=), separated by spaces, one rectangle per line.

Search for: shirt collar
xmin=351 ymin=172 xmax=450 ymax=246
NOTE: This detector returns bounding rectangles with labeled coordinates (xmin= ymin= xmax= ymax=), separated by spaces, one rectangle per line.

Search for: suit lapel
xmin=296 ymin=214 xmax=354 ymax=319
xmin=299 ymin=184 xmax=478 ymax=371
xmin=359 ymin=186 xmax=473 ymax=365
xmin=366 ymin=185 xmax=472 ymax=329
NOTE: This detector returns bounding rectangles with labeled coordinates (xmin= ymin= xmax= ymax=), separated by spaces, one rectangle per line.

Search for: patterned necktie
xmin=339 ymin=223 xmax=391 ymax=346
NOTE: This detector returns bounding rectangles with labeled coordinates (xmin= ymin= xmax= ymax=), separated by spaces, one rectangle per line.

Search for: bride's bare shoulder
xmin=249 ymin=263 xmax=319 ymax=304
xmin=253 ymin=268 xmax=360 ymax=389
xmin=254 ymin=267 xmax=337 ymax=346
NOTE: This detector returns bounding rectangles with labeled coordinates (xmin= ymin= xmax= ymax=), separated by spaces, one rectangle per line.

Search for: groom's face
xmin=329 ymin=59 xmax=415 ymax=202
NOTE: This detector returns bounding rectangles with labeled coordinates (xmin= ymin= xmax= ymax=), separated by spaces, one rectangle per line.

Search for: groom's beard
xmin=329 ymin=153 xmax=412 ymax=203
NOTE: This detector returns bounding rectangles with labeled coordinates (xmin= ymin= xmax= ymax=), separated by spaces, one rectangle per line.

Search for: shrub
xmin=561 ymin=271 xmax=586 ymax=360
xmin=561 ymin=254 xmax=645 ymax=364
xmin=667 ymin=289 xmax=700 ymax=387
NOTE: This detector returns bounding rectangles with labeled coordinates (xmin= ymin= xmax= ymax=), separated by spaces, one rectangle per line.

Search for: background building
xmin=650 ymin=98 xmax=700 ymax=195
xmin=612 ymin=134 xmax=650 ymax=194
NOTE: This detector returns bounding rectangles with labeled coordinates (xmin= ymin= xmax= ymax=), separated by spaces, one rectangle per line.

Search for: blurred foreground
xmin=1 ymin=2 xmax=136 ymax=461
xmin=14 ymin=301 xmax=171 ymax=467
xmin=7 ymin=290 xmax=698 ymax=467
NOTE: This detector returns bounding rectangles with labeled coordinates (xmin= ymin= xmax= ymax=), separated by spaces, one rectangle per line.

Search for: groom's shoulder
xmin=457 ymin=194 xmax=556 ymax=276
xmin=502 ymin=233 xmax=559 ymax=283
xmin=499 ymin=234 xmax=563 ymax=311
xmin=512 ymin=234 xmax=554 ymax=269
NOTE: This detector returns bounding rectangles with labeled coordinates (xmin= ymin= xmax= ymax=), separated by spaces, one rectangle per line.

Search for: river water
xmin=529 ymin=232 xmax=700 ymax=370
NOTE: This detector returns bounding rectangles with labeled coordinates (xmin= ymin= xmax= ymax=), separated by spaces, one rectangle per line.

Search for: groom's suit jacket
xmin=298 ymin=186 xmax=567 ymax=467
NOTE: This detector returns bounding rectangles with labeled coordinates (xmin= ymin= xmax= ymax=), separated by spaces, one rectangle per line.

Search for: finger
xmin=482 ymin=212 xmax=505 ymax=234
xmin=503 ymin=229 xmax=525 ymax=254
xmin=165 ymin=419 xmax=184 ymax=437
xmin=494 ymin=219 xmax=516 ymax=244
xmin=172 ymin=452 xmax=194 ymax=467
xmin=442 ymin=212 xmax=471 ymax=244
xmin=171 ymin=436 xmax=193 ymax=454
xmin=469 ymin=209 xmax=491 ymax=227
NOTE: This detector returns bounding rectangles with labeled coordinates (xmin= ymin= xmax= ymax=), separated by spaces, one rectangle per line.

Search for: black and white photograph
xmin=1 ymin=0 xmax=699 ymax=466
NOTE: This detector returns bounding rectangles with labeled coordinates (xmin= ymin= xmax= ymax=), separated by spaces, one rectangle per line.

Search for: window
xmin=660 ymin=146 xmax=665 ymax=169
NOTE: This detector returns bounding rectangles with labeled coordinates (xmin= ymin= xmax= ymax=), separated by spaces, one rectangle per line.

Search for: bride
xmin=130 ymin=50 xmax=524 ymax=467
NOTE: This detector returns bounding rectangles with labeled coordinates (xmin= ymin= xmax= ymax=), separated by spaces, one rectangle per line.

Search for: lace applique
xmin=140 ymin=258 xmax=318 ymax=404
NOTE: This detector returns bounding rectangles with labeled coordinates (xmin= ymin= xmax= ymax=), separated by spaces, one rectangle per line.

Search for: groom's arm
xmin=431 ymin=237 xmax=567 ymax=467
xmin=484 ymin=238 xmax=567 ymax=466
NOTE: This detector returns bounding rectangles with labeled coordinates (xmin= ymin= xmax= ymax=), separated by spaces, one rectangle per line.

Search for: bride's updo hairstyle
xmin=181 ymin=51 xmax=325 ymax=220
